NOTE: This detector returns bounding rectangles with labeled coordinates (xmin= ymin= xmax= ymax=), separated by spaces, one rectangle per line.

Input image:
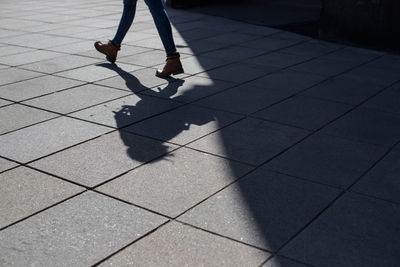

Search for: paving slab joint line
xmin=269 ymin=137 xmax=400 ymax=259
xmin=171 ymin=56 xmax=399 ymax=253
xmin=0 ymin=190 xmax=87 ymax=232
xmin=174 ymin=218 xmax=273 ymax=253
xmin=91 ymin=220 xmax=172 ymax=267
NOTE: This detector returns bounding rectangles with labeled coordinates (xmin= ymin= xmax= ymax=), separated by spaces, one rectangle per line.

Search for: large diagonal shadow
xmin=98 ymin=5 xmax=318 ymax=264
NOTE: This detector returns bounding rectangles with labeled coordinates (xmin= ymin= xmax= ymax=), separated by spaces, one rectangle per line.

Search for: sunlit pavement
xmin=1 ymin=0 xmax=400 ymax=266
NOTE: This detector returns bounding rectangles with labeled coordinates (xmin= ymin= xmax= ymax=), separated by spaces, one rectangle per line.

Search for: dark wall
xmin=320 ymin=0 xmax=400 ymax=47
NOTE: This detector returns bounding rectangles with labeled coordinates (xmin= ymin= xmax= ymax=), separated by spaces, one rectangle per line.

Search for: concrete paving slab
xmin=0 ymin=75 xmax=84 ymax=101
xmin=248 ymin=69 xmax=326 ymax=95
xmin=0 ymin=67 xmax=43 ymax=86
xmin=123 ymin=104 xmax=243 ymax=145
xmin=262 ymin=256 xmax=310 ymax=267
xmin=0 ymin=45 xmax=35 ymax=57
xmin=319 ymin=47 xmax=383 ymax=65
xmin=173 ymin=28 xmax=224 ymax=41
xmin=352 ymin=145 xmax=400 ymax=204
xmin=23 ymin=84 xmax=130 ymax=114
xmin=266 ymin=133 xmax=387 ymax=188
xmin=343 ymin=65 xmax=400 ymax=87
xmin=56 ymin=62 xmax=143 ymax=82
xmin=0 ymin=50 xmax=64 ymax=66
xmin=0 ymin=29 xmax=25 ymax=39
xmin=179 ymin=167 xmax=340 ymax=251
xmin=100 ymin=221 xmax=269 ymax=266
xmin=290 ymin=58 xmax=359 ymax=77
xmin=95 ymin=67 xmax=186 ymax=91
xmin=0 ymin=191 xmax=167 ymax=266
xmin=20 ymin=54 xmax=101 ymax=74
xmin=47 ymin=40 xmax=99 ymax=54
xmin=201 ymin=32 xmax=263 ymax=45
xmin=302 ymin=76 xmax=384 ymax=105
xmin=174 ymin=55 xmax=230 ymax=75
xmin=31 ymin=131 xmax=177 ymax=187
xmin=194 ymin=83 xmax=290 ymax=115
xmin=0 ymin=158 xmax=18 ymax=173
xmin=189 ymin=118 xmax=308 ymax=165
xmin=253 ymin=95 xmax=352 ymax=130
xmin=279 ymin=40 xmax=342 ymax=57
xmin=98 ymin=147 xmax=253 ymax=217
xmin=240 ymin=35 xmax=303 ymax=52
xmin=43 ymin=25 xmax=97 ymax=36
xmin=0 ymin=104 xmax=58 ymax=134
xmin=141 ymin=76 xmax=236 ymax=103
xmin=70 ymin=93 xmax=181 ymax=128
xmin=244 ymin=51 xmax=311 ymax=68
xmin=321 ymin=107 xmax=400 ymax=147
xmin=0 ymin=116 xmax=111 ymax=163
xmin=280 ymin=193 xmax=400 ymax=267
xmin=0 ymin=99 xmax=12 ymax=107
xmin=119 ymin=50 xmax=168 ymax=67
xmin=0 ymin=166 xmax=84 ymax=229
xmin=362 ymin=82 xmax=400 ymax=115
xmin=200 ymin=46 xmax=267 ymax=63
xmin=198 ymin=62 xmax=277 ymax=84
xmin=173 ymin=38 xmax=231 ymax=55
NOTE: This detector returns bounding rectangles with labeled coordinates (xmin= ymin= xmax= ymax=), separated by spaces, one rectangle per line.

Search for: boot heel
xmin=172 ymin=68 xmax=184 ymax=75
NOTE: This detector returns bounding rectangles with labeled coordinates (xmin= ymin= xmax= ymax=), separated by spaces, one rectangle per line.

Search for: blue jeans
xmin=112 ymin=0 xmax=177 ymax=55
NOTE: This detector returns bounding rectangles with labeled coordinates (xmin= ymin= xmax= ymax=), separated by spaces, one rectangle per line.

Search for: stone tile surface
xmin=100 ymin=221 xmax=269 ymax=267
xmin=0 ymin=104 xmax=58 ymax=134
xmin=0 ymin=117 xmax=111 ymax=163
xmin=0 ymin=98 xmax=12 ymax=107
xmin=0 ymin=166 xmax=84 ymax=228
xmin=201 ymin=46 xmax=266 ymax=62
xmin=0 ymin=191 xmax=167 ymax=266
xmin=280 ymin=193 xmax=400 ymax=267
xmin=253 ymin=95 xmax=352 ymax=130
xmin=179 ymin=168 xmax=340 ymax=251
xmin=57 ymin=62 xmax=143 ymax=82
xmin=98 ymin=147 xmax=253 ymax=216
xmin=0 ymin=50 xmax=64 ymax=66
xmin=70 ymin=94 xmax=181 ymax=128
xmin=266 ymin=133 xmax=387 ymax=188
xmin=290 ymin=58 xmax=358 ymax=77
xmin=303 ymin=76 xmax=384 ymax=105
xmin=362 ymin=82 xmax=400 ymax=115
xmin=141 ymin=76 xmax=236 ymax=103
xmin=94 ymin=67 xmax=182 ymax=91
xmin=0 ymin=75 xmax=84 ymax=101
xmin=189 ymin=118 xmax=309 ymax=165
xmin=20 ymin=54 xmax=101 ymax=74
xmin=248 ymin=69 xmax=326 ymax=95
xmin=31 ymin=131 xmax=177 ymax=187
xmin=194 ymin=83 xmax=290 ymax=115
xmin=0 ymin=158 xmax=18 ymax=173
xmin=245 ymin=51 xmax=310 ymax=68
xmin=352 ymin=145 xmax=400 ymax=204
xmin=0 ymin=67 xmax=43 ymax=86
xmin=23 ymin=84 xmax=130 ymax=114
xmin=176 ymin=55 xmax=229 ymax=75
xmin=321 ymin=107 xmax=400 ymax=147
xmin=262 ymin=257 xmax=310 ymax=267
xmin=279 ymin=40 xmax=341 ymax=57
xmin=198 ymin=62 xmax=277 ymax=84
xmin=123 ymin=105 xmax=243 ymax=145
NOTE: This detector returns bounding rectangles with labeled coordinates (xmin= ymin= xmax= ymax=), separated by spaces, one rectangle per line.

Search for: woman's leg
xmin=112 ymin=0 xmax=138 ymax=45
xmin=144 ymin=0 xmax=177 ymax=55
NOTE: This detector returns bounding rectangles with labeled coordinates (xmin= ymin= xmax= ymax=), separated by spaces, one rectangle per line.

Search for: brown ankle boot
xmin=94 ymin=40 xmax=120 ymax=64
xmin=156 ymin=53 xmax=184 ymax=78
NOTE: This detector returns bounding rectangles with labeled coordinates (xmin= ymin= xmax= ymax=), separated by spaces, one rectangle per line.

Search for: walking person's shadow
xmin=96 ymin=63 xmax=215 ymax=162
